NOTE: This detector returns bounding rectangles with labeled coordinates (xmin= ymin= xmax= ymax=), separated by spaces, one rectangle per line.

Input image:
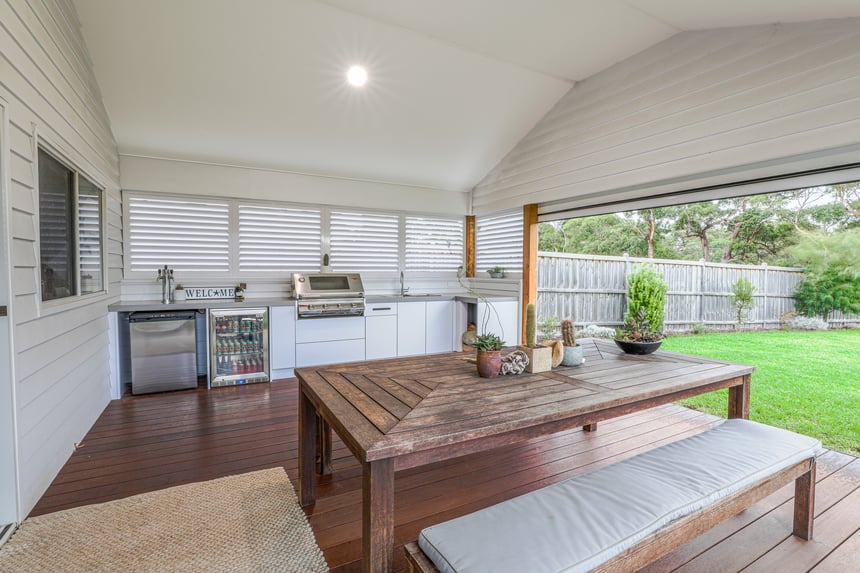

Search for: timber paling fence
xmin=537 ymin=252 xmax=860 ymax=332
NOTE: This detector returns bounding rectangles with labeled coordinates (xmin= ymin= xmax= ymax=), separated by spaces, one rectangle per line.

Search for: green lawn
xmin=661 ymin=329 xmax=860 ymax=456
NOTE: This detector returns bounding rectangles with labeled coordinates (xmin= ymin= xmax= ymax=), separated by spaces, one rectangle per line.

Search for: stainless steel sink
xmin=402 ymin=293 xmax=443 ymax=298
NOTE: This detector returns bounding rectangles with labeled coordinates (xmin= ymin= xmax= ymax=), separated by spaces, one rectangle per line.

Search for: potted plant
xmin=614 ymin=264 xmax=668 ymax=354
xmin=560 ymin=319 xmax=584 ymax=366
xmin=518 ymin=303 xmax=553 ymax=373
xmin=487 ymin=266 xmax=505 ymax=279
xmin=475 ymin=333 xmax=505 ymax=378
xmin=174 ymin=283 xmax=186 ymax=302
xmin=614 ymin=308 xmax=663 ymax=354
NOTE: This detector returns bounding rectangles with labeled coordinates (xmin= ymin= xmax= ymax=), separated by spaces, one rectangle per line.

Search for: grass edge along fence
xmin=537 ymin=252 xmax=860 ymax=333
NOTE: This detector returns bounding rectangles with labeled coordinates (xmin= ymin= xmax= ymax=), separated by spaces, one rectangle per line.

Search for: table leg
xmin=728 ymin=374 xmax=751 ymax=419
xmin=299 ymin=387 xmax=318 ymax=507
xmin=316 ymin=418 xmax=333 ymax=475
xmin=362 ymin=458 xmax=394 ymax=573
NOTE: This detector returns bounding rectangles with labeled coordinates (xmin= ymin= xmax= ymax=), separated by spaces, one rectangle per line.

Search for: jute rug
xmin=0 ymin=468 xmax=329 ymax=572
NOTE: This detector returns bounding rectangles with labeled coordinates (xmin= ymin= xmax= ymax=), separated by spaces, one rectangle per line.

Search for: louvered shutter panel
xmin=38 ymin=149 xmax=75 ymax=300
xmin=239 ymin=204 xmax=321 ymax=271
xmin=330 ymin=211 xmax=399 ymax=272
xmin=476 ymin=211 xmax=523 ymax=272
xmin=405 ymin=216 xmax=463 ymax=271
xmin=78 ymin=176 xmax=103 ymax=293
xmin=127 ymin=196 xmax=230 ymax=272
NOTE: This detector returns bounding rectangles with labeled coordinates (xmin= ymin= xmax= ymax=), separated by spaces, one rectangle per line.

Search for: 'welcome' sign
xmin=185 ymin=286 xmax=236 ymax=300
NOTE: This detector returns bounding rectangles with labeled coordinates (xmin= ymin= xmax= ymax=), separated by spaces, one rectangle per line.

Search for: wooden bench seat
xmin=405 ymin=419 xmax=819 ymax=573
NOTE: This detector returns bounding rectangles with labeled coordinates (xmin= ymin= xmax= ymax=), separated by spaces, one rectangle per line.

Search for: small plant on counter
xmin=560 ymin=319 xmax=584 ymax=366
xmin=561 ymin=319 xmax=576 ymax=346
xmin=525 ymin=304 xmax=537 ymax=347
xmin=518 ymin=303 xmax=553 ymax=372
xmin=474 ymin=333 xmax=505 ymax=378
xmin=487 ymin=266 xmax=506 ymax=278
xmin=615 ymin=308 xmax=663 ymax=343
xmin=474 ymin=333 xmax=505 ymax=351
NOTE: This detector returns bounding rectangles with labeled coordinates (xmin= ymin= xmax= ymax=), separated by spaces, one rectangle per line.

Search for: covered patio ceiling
xmin=74 ymin=0 xmax=860 ymax=194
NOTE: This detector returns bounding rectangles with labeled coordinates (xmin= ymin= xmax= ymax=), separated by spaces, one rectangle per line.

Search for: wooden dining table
xmin=296 ymin=338 xmax=754 ymax=573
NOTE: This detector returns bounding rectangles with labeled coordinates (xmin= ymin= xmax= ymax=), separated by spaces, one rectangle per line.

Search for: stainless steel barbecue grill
xmin=293 ymin=273 xmax=366 ymax=318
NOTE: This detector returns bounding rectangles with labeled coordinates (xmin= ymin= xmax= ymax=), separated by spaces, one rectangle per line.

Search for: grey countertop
xmin=108 ymin=298 xmax=297 ymax=312
xmin=109 ymin=294 xmax=517 ymax=313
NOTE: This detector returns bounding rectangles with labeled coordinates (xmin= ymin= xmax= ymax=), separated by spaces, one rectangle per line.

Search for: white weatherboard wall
xmin=473 ymin=19 xmax=860 ymax=215
xmin=120 ymin=155 xmax=470 ymax=216
xmin=1 ymin=0 xmax=121 ymax=518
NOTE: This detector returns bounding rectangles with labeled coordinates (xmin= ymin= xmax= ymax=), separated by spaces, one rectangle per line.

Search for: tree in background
xmin=537 ymin=182 xmax=860 ymax=268
xmin=793 ymin=270 xmax=860 ymax=321
xmin=789 ymin=228 xmax=860 ymax=320
xmin=674 ymin=202 xmax=725 ymax=261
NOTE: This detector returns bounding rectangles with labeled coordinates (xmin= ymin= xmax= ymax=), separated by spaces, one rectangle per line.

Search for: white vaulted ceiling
xmin=73 ymin=0 xmax=860 ymax=193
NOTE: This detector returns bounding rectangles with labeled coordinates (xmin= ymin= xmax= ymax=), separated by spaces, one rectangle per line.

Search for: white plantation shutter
xmin=405 ymin=216 xmax=463 ymax=271
xmin=127 ymin=196 xmax=230 ymax=273
xmin=330 ymin=211 xmax=399 ymax=272
xmin=239 ymin=204 xmax=321 ymax=271
xmin=476 ymin=211 xmax=523 ymax=273
xmin=78 ymin=176 xmax=103 ymax=293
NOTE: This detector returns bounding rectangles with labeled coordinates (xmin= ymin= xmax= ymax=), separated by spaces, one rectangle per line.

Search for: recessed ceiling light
xmin=347 ymin=65 xmax=367 ymax=87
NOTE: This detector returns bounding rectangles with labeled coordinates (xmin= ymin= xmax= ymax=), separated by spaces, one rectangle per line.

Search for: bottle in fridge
xmin=209 ymin=308 xmax=269 ymax=388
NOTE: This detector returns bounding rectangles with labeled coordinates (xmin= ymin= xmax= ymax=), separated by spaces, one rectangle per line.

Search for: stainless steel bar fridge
xmin=209 ymin=307 xmax=269 ymax=388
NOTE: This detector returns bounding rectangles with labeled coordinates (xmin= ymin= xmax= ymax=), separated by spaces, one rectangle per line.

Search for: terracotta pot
xmin=476 ymin=349 xmax=502 ymax=378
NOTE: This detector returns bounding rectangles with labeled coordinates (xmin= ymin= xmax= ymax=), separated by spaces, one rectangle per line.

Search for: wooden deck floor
xmin=34 ymin=378 xmax=860 ymax=572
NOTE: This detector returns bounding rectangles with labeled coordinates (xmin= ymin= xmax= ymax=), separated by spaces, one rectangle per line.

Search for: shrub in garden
xmin=730 ymin=278 xmax=756 ymax=326
xmin=790 ymin=316 xmax=829 ymax=331
xmin=579 ymin=324 xmax=617 ymax=339
xmin=625 ymin=264 xmax=668 ymax=333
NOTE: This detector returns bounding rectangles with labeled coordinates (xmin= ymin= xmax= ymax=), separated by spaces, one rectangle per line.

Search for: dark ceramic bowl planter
xmin=476 ymin=349 xmax=502 ymax=377
xmin=614 ymin=338 xmax=663 ymax=355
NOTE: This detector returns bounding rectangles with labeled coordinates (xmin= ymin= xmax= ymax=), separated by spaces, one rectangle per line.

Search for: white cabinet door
xmin=296 ymin=339 xmax=365 ymax=367
xmin=295 ymin=316 xmax=365 ymax=343
xmin=397 ymin=302 xmax=426 ymax=356
xmin=270 ymin=306 xmax=296 ymax=370
xmin=425 ymin=300 xmax=454 ymax=354
xmin=477 ymin=300 xmax=520 ymax=346
xmin=366 ymin=315 xmax=398 ymax=360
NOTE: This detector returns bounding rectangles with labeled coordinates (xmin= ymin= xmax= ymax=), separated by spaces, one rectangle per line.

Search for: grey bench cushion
xmin=418 ymin=419 xmax=820 ymax=573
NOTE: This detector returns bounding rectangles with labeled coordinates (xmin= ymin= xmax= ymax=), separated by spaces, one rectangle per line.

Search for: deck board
xmin=32 ymin=378 xmax=860 ymax=572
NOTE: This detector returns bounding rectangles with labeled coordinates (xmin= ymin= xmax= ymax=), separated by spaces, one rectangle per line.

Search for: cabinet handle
xmin=371 ymin=307 xmax=392 ymax=311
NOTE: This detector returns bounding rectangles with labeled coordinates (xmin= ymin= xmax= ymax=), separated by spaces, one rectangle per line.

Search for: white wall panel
xmin=120 ymin=155 xmax=470 ymax=217
xmin=1 ymin=0 xmax=121 ymax=519
xmin=473 ymin=20 xmax=860 ymax=214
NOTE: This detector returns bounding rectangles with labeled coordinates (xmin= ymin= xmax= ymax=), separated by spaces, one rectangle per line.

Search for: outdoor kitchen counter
xmin=366 ymin=294 xmax=517 ymax=303
xmin=108 ymin=299 xmax=297 ymax=312
xmin=109 ymin=294 xmax=517 ymax=312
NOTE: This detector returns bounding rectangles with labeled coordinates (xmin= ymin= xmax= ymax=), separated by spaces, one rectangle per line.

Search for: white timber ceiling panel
xmin=72 ymin=0 xmax=860 ymax=198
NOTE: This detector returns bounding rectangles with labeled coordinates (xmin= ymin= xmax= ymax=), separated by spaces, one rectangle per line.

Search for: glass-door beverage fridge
xmin=209 ymin=308 xmax=269 ymax=387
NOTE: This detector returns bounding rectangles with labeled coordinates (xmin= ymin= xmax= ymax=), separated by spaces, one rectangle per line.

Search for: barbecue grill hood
xmin=293 ymin=273 xmax=365 ymax=318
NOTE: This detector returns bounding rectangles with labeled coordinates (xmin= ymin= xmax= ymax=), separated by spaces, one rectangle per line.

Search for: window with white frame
xmin=329 ymin=210 xmax=400 ymax=272
xmin=405 ymin=216 xmax=464 ymax=271
xmin=124 ymin=192 xmax=465 ymax=276
xmin=475 ymin=210 xmax=523 ymax=273
xmin=239 ymin=204 xmax=321 ymax=271
xmin=38 ymin=148 xmax=104 ymax=301
xmin=126 ymin=196 xmax=230 ymax=273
